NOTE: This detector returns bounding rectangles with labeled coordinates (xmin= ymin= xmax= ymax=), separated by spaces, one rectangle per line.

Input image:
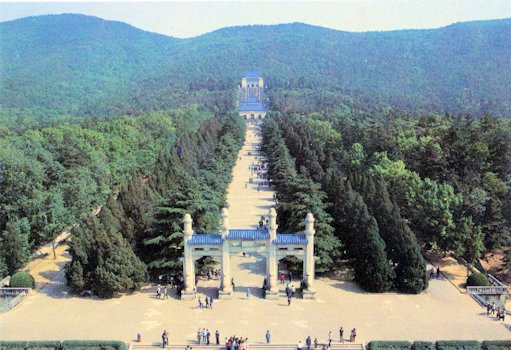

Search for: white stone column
xmin=265 ymin=207 xmax=279 ymax=299
xmin=182 ymin=213 xmax=196 ymax=300
xmin=303 ymin=212 xmax=317 ymax=299
xmin=219 ymin=208 xmax=232 ymax=299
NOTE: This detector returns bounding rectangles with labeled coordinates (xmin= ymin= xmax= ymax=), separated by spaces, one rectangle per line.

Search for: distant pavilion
xmin=237 ymin=71 xmax=267 ymax=121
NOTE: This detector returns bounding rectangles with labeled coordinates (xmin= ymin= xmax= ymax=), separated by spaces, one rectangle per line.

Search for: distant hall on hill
xmin=238 ymin=71 xmax=267 ymax=120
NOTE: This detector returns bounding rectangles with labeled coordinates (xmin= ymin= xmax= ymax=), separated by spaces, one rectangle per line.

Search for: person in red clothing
xmin=280 ymin=273 xmax=285 ymax=284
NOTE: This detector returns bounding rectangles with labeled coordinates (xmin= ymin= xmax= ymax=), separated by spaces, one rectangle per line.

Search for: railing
xmin=488 ymin=274 xmax=507 ymax=287
xmin=0 ymin=287 xmax=31 ymax=296
xmin=0 ymin=287 xmax=30 ymax=312
xmin=466 ymin=285 xmax=508 ymax=294
xmin=472 ymin=293 xmax=510 ymax=316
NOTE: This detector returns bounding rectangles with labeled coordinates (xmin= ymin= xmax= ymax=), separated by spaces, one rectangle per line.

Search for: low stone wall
xmin=0 ymin=287 xmax=30 ymax=313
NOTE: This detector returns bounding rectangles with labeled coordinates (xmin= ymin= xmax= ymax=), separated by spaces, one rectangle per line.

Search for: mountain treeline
xmin=1 ymin=14 xmax=511 ymax=122
xmin=65 ymin=113 xmax=245 ymax=297
xmin=262 ymin=111 xmax=511 ymax=292
xmin=0 ymin=105 xmax=212 ymax=278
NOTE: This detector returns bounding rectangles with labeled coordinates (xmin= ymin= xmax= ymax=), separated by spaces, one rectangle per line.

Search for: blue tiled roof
xmin=273 ymin=234 xmax=308 ymax=245
xmin=188 ymin=234 xmax=223 ymax=245
xmin=246 ymin=97 xmax=259 ymax=103
xmin=245 ymin=70 xmax=261 ymax=78
xmin=238 ymin=103 xmax=267 ymax=112
xmin=227 ymin=229 xmax=269 ymax=240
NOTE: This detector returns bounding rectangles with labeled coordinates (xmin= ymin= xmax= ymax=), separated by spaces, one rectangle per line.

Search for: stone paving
xmin=0 ymin=124 xmax=509 ymax=344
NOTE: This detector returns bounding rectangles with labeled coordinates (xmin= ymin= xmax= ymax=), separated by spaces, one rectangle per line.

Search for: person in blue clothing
xmin=266 ymin=330 xmax=271 ymax=343
xmin=306 ymin=336 xmax=312 ymax=350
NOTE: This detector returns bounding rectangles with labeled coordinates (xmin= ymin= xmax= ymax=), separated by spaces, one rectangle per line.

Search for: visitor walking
xmin=328 ymin=331 xmax=332 ymax=347
xmin=215 ymin=330 xmax=220 ymax=345
xmin=280 ymin=273 xmax=285 ymax=284
xmin=207 ymin=329 xmax=211 ymax=345
xmin=291 ymin=284 xmax=296 ymax=298
xmin=306 ymin=336 xmax=312 ymax=350
xmin=161 ymin=330 xmax=168 ymax=348
xmin=266 ymin=330 xmax=271 ymax=344
xmin=297 ymin=340 xmax=304 ymax=350
xmin=205 ymin=296 xmax=210 ymax=308
xmin=314 ymin=338 xmax=318 ymax=349
xmin=232 ymin=278 xmax=235 ymax=291
xmin=339 ymin=326 xmax=344 ymax=342
xmin=197 ymin=329 xmax=201 ymax=344
xmin=350 ymin=328 xmax=357 ymax=342
xmin=210 ymin=295 xmax=214 ymax=309
xmin=246 ymin=288 xmax=251 ymax=299
xmin=287 ymin=296 xmax=291 ymax=306
xmin=198 ymin=296 xmax=203 ymax=309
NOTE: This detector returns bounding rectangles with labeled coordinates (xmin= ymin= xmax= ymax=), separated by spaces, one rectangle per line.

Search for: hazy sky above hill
xmin=1 ymin=0 xmax=511 ymax=38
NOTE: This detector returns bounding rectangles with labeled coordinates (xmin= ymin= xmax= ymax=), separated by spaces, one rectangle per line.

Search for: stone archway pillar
xmin=265 ymin=208 xmax=279 ymax=299
xmin=219 ymin=208 xmax=232 ymax=299
xmin=181 ymin=213 xmax=196 ymax=300
xmin=303 ymin=212 xmax=317 ymax=299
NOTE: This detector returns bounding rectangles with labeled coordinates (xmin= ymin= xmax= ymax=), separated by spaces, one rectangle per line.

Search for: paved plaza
xmin=0 ymin=125 xmax=509 ymax=344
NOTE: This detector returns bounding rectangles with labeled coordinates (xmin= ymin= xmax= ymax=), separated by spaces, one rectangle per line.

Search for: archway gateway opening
xmin=181 ymin=208 xmax=317 ymax=300
xmin=194 ymin=256 xmax=221 ymax=299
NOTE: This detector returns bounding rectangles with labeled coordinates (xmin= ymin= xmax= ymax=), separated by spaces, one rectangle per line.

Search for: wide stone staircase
xmin=132 ymin=343 xmax=364 ymax=350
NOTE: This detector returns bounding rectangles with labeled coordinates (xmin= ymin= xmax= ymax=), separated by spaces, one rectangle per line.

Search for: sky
xmin=1 ymin=1 xmax=511 ymax=38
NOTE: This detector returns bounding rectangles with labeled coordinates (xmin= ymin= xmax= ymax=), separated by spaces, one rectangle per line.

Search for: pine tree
xmin=66 ymin=217 xmax=148 ymax=298
xmin=341 ymin=186 xmax=393 ymax=292
xmin=369 ymin=179 xmax=427 ymax=293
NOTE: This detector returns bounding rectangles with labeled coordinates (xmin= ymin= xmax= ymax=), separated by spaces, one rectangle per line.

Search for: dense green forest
xmin=1 ymin=14 xmax=511 ymax=122
xmin=262 ymin=111 xmax=511 ymax=292
xmin=0 ymin=105 xmax=213 ymax=277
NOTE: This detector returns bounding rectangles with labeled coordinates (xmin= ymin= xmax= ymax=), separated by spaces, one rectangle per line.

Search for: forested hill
xmin=1 ymin=14 xmax=511 ymax=119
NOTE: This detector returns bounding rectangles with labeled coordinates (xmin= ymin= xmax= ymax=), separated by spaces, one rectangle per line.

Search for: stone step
xmin=133 ymin=343 xmax=364 ymax=350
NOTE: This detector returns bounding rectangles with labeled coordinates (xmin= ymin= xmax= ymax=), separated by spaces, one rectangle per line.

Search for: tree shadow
xmin=38 ymin=261 xmax=68 ymax=281
xmin=196 ymin=286 xmax=220 ymax=299
xmin=330 ymin=281 xmax=367 ymax=294
xmin=232 ymin=285 xmax=265 ymax=299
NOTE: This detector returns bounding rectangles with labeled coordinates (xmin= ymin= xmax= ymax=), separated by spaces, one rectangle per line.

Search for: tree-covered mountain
xmin=1 ymin=14 xmax=511 ymax=119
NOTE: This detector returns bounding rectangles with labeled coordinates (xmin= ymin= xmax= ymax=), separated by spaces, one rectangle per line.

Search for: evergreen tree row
xmin=261 ymin=119 xmax=340 ymax=273
xmin=66 ymin=113 xmax=245 ymax=296
xmin=264 ymin=114 xmax=428 ymax=293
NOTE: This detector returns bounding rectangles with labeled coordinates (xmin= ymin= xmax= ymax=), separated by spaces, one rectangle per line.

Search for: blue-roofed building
xmin=245 ymin=70 xmax=261 ymax=78
xmin=238 ymin=71 xmax=267 ymax=121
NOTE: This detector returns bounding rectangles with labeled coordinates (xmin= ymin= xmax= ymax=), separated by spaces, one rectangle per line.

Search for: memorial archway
xmin=181 ymin=208 xmax=317 ymax=300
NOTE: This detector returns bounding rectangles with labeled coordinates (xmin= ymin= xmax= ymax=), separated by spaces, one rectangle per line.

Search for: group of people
xmin=197 ymin=295 xmax=214 ymax=309
xmin=156 ymin=284 xmax=171 ymax=299
xmin=205 ymin=268 xmax=221 ymax=280
xmin=225 ymin=335 xmax=248 ymax=350
xmin=486 ymin=302 xmax=506 ymax=321
xmin=197 ymin=328 xmax=221 ymax=345
xmin=159 ymin=326 xmax=358 ymax=349
xmin=156 ymin=274 xmax=184 ymax=299
xmin=275 ymin=326 xmax=358 ymax=350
